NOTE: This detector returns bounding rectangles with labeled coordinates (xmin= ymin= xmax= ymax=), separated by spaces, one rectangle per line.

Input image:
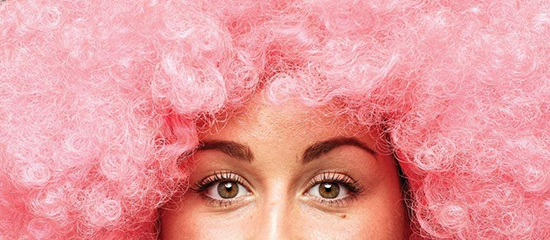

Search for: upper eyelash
xmin=307 ymin=171 xmax=364 ymax=194
xmin=190 ymin=170 xmax=246 ymax=193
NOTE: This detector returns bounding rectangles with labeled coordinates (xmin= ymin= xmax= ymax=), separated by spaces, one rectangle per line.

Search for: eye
xmin=307 ymin=182 xmax=351 ymax=199
xmin=205 ymin=180 xmax=250 ymax=200
xmin=302 ymin=171 xmax=364 ymax=207
xmin=190 ymin=170 xmax=254 ymax=208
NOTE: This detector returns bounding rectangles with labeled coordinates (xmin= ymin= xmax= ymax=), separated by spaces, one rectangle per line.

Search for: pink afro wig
xmin=1 ymin=0 xmax=549 ymax=239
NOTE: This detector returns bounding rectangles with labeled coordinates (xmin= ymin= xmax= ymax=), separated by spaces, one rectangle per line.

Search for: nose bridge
xmin=265 ymin=199 xmax=288 ymax=239
xmin=255 ymin=182 xmax=293 ymax=240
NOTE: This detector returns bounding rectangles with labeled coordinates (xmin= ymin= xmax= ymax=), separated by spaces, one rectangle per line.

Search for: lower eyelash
xmin=199 ymin=193 xmax=247 ymax=208
xmin=310 ymin=194 xmax=359 ymax=208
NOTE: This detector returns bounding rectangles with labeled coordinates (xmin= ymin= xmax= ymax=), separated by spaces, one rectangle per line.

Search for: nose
xmin=252 ymin=195 xmax=294 ymax=239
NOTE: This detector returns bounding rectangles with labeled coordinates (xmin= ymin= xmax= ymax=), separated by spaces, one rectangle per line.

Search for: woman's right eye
xmin=204 ymin=180 xmax=250 ymax=200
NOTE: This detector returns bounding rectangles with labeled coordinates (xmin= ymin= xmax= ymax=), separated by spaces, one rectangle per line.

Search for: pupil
xmin=218 ymin=181 xmax=238 ymax=198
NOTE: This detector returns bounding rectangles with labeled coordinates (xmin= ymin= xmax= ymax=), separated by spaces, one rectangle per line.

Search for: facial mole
xmin=340 ymin=214 xmax=347 ymax=219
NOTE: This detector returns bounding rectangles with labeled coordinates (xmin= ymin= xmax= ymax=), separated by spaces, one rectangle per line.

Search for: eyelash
xmin=305 ymin=171 xmax=364 ymax=207
xmin=190 ymin=170 xmax=364 ymax=208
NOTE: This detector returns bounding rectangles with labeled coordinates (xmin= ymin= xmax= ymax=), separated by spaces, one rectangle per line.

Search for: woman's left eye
xmin=307 ymin=182 xmax=351 ymax=199
xmin=204 ymin=180 xmax=250 ymax=200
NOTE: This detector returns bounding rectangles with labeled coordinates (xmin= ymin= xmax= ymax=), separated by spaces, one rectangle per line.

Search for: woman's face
xmin=160 ymin=97 xmax=410 ymax=239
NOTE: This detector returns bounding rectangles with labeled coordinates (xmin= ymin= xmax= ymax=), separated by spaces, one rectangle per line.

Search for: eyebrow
xmin=197 ymin=137 xmax=376 ymax=164
xmin=197 ymin=140 xmax=254 ymax=163
xmin=301 ymin=137 xmax=376 ymax=164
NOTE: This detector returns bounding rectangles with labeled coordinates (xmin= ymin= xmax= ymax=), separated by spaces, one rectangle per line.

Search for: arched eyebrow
xmin=197 ymin=137 xmax=375 ymax=164
xmin=197 ymin=140 xmax=254 ymax=163
xmin=301 ymin=137 xmax=376 ymax=164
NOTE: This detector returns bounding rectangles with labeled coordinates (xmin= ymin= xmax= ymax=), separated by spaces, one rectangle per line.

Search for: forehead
xmin=201 ymin=95 xmax=349 ymax=142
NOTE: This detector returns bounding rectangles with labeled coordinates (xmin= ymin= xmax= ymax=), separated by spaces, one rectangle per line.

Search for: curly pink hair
xmin=1 ymin=0 xmax=548 ymax=239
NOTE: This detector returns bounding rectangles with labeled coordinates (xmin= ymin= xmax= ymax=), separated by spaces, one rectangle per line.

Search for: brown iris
xmin=217 ymin=181 xmax=239 ymax=198
xmin=319 ymin=182 xmax=340 ymax=199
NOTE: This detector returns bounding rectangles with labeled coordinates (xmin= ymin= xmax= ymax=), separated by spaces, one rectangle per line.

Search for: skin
xmin=160 ymin=95 xmax=411 ymax=240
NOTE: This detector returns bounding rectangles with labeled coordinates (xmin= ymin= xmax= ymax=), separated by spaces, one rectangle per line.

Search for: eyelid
xmin=305 ymin=171 xmax=363 ymax=193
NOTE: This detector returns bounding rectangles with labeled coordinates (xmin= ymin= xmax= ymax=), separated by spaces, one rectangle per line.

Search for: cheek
xmin=297 ymin=202 xmax=407 ymax=240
